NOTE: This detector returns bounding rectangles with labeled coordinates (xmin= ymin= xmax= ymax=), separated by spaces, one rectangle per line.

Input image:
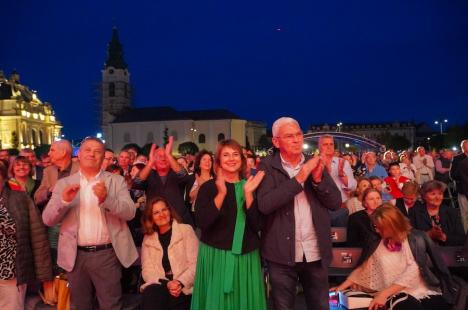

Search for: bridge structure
xmin=303 ymin=131 xmax=386 ymax=153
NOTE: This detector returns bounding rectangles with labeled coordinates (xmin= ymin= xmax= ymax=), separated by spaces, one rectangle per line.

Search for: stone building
xmin=0 ymin=70 xmax=61 ymax=149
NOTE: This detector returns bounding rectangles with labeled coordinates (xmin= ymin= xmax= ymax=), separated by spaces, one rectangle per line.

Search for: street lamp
xmin=336 ymin=122 xmax=343 ymax=132
xmin=434 ymin=119 xmax=448 ymax=134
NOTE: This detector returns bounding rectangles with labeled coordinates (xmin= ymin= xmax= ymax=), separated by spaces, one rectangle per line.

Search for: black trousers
xmin=267 ymin=259 xmax=329 ymax=310
xmin=141 ymin=284 xmax=191 ymax=310
xmin=386 ymin=293 xmax=450 ymax=310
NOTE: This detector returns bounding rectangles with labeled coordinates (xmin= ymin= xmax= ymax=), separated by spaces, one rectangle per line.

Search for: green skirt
xmin=191 ymin=243 xmax=267 ymax=310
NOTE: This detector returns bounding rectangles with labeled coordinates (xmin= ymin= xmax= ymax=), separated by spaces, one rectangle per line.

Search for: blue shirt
xmin=364 ymin=164 xmax=388 ymax=179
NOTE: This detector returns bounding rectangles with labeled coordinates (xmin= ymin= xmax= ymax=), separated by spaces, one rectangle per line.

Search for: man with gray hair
xmin=257 ymin=117 xmax=341 ymax=310
xmin=43 ymin=137 xmax=138 ymax=310
xmin=34 ymin=139 xmax=79 ymax=208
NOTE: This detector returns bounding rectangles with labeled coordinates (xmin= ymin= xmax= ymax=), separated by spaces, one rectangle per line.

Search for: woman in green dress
xmin=191 ymin=139 xmax=267 ymax=310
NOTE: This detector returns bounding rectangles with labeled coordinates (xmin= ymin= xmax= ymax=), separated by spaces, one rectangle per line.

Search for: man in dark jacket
xmin=450 ymin=139 xmax=468 ymax=232
xmin=134 ymin=136 xmax=193 ymax=226
xmin=257 ymin=117 xmax=342 ymax=310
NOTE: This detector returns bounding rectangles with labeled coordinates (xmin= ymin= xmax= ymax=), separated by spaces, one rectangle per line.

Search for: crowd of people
xmin=0 ymin=119 xmax=466 ymax=310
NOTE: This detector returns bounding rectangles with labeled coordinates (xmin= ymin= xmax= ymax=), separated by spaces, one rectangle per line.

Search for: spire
xmin=105 ymin=27 xmax=127 ymax=69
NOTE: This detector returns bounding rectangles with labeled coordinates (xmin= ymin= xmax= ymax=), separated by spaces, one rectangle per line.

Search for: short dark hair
xmin=420 ymin=180 xmax=447 ymax=198
xmin=80 ymin=137 xmax=105 ymax=151
xmin=194 ymin=149 xmax=214 ymax=176
xmin=387 ymin=161 xmax=400 ymax=170
xmin=215 ymin=139 xmax=246 ymax=179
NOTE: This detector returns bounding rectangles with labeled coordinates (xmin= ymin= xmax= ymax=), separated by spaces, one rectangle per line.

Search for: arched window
xmin=146 ymin=132 xmax=154 ymax=143
xmin=198 ymin=134 xmax=206 ymax=144
xmin=39 ymin=130 xmax=44 ymax=145
xmin=123 ymin=132 xmax=130 ymax=143
xmin=31 ymin=129 xmax=37 ymax=146
xmin=217 ymin=133 xmax=225 ymax=142
xmin=109 ymin=82 xmax=115 ymax=97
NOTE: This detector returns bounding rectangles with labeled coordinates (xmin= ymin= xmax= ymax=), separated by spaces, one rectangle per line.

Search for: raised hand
xmin=148 ymin=144 xmax=157 ymax=165
xmin=165 ymin=136 xmax=174 ymax=156
xmin=92 ymin=181 xmax=108 ymax=204
xmin=215 ymin=168 xmax=227 ymax=196
xmin=244 ymin=171 xmax=265 ymax=194
xmin=62 ymin=184 xmax=80 ymax=203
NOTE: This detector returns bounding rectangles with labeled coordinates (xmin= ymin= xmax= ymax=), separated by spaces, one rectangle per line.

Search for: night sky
xmin=1 ymin=0 xmax=467 ymax=139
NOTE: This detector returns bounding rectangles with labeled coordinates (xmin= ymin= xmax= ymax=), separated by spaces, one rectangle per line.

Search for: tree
xmin=141 ymin=143 xmax=155 ymax=157
xmin=121 ymin=143 xmax=141 ymax=153
xmin=258 ymin=134 xmax=272 ymax=150
xmin=388 ymin=134 xmax=411 ymax=151
xmin=163 ymin=127 xmax=169 ymax=146
xmin=178 ymin=141 xmax=199 ymax=155
xmin=11 ymin=131 xmax=19 ymax=149
xmin=34 ymin=144 xmax=51 ymax=159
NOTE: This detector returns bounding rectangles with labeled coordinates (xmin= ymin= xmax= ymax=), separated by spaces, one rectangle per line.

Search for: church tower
xmin=101 ymin=27 xmax=131 ymax=142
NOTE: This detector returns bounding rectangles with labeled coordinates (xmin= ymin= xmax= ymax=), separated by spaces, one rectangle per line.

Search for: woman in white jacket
xmin=140 ymin=197 xmax=199 ymax=310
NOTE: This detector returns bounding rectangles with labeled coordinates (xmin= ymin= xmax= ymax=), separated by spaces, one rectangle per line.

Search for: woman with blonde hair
xmin=332 ymin=204 xmax=456 ymax=310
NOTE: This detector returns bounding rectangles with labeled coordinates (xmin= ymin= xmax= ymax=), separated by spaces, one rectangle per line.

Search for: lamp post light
xmin=434 ymin=119 xmax=448 ymax=134
xmin=336 ymin=122 xmax=343 ymax=132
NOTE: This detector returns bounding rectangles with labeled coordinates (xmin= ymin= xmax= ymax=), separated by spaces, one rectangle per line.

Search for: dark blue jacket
xmin=256 ymin=152 xmax=342 ymax=266
xmin=409 ymin=203 xmax=465 ymax=246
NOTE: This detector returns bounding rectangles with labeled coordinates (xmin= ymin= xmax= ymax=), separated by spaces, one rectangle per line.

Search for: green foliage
xmin=11 ymin=131 xmax=19 ymax=149
xmin=163 ymin=127 xmax=169 ymax=146
xmin=34 ymin=144 xmax=51 ymax=159
xmin=121 ymin=143 xmax=141 ymax=153
xmin=141 ymin=143 xmax=155 ymax=157
xmin=258 ymin=134 xmax=272 ymax=150
xmin=178 ymin=141 xmax=199 ymax=155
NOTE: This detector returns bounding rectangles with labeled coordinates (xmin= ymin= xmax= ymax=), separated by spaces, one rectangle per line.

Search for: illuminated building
xmin=0 ymin=70 xmax=61 ymax=149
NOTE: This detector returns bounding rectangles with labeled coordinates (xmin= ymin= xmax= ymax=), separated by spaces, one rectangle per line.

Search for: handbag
xmin=39 ymin=274 xmax=70 ymax=310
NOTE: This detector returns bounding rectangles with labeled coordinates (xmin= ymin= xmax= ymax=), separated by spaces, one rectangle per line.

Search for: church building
xmin=100 ymin=28 xmax=265 ymax=153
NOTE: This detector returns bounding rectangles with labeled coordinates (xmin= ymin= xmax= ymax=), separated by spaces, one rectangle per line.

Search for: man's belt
xmin=77 ymin=243 xmax=113 ymax=252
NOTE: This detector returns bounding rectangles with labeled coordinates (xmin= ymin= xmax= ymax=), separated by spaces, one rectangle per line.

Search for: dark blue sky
xmin=1 ymin=0 xmax=467 ymax=139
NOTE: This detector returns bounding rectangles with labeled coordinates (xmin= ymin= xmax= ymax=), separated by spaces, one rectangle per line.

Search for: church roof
xmin=105 ymin=27 xmax=127 ymax=69
xmin=112 ymin=107 xmax=241 ymax=123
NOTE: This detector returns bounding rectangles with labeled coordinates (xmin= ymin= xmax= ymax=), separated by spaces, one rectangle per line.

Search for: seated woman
xmin=7 ymin=155 xmax=39 ymax=198
xmin=347 ymin=188 xmax=382 ymax=247
xmin=395 ymin=181 xmax=422 ymax=218
xmin=140 ymin=197 xmax=199 ymax=310
xmin=410 ymin=180 xmax=465 ymax=246
xmin=384 ymin=162 xmax=410 ymax=199
xmin=344 ymin=177 xmax=371 ymax=215
xmin=0 ymin=160 xmax=53 ymax=309
xmin=331 ymin=204 xmax=456 ymax=310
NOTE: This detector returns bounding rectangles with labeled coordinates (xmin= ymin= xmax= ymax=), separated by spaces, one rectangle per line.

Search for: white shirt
xmin=280 ymin=154 xmax=321 ymax=263
xmin=399 ymin=163 xmax=416 ymax=180
xmin=77 ymin=171 xmax=111 ymax=246
xmin=413 ymin=154 xmax=434 ymax=177
xmin=349 ymin=239 xmax=441 ymax=300
xmin=328 ymin=156 xmax=357 ymax=202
